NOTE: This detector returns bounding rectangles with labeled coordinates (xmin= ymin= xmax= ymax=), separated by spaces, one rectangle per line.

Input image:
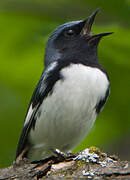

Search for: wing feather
xmin=15 ymin=104 xmax=39 ymax=158
xmin=15 ymin=62 xmax=59 ymax=159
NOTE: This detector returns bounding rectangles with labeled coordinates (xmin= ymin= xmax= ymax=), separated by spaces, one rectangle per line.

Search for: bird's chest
xmin=54 ymin=64 xmax=109 ymax=113
xmin=32 ymin=64 xmax=109 ymax=144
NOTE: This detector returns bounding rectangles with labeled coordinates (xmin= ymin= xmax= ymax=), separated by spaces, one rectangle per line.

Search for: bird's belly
xmin=29 ymin=64 xmax=109 ymax=160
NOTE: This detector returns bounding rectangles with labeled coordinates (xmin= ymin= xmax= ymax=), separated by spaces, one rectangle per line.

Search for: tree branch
xmin=0 ymin=148 xmax=130 ymax=180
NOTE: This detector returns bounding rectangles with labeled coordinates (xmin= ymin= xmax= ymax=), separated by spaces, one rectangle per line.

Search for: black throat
xmin=56 ymin=55 xmax=109 ymax=80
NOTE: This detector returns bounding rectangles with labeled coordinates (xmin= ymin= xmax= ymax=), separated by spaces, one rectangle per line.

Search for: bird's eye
xmin=64 ymin=29 xmax=76 ymax=38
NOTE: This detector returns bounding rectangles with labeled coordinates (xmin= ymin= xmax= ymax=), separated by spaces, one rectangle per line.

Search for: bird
xmin=15 ymin=9 xmax=112 ymax=162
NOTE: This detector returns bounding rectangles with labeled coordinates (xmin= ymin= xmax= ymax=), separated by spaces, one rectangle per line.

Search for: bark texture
xmin=0 ymin=147 xmax=130 ymax=180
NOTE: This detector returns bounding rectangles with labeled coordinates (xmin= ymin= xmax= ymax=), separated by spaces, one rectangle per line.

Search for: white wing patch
xmin=24 ymin=104 xmax=34 ymax=126
xmin=47 ymin=61 xmax=57 ymax=72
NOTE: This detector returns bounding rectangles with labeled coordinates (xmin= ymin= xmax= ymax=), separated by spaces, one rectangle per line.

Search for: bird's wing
xmin=15 ymin=103 xmax=39 ymax=159
xmin=15 ymin=61 xmax=59 ymax=159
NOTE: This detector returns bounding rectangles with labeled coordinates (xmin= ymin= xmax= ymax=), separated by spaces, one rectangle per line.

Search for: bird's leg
xmin=52 ymin=149 xmax=76 ymax=161
xmin=32 ymin=149 xmax=76 ymax=165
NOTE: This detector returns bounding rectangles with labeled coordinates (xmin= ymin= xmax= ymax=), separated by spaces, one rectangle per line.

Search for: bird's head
xmin=44 ymin=9 xmax=113 ymax=67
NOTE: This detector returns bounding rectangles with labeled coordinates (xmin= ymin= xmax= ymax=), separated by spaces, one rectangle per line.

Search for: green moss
xmin=76 ymin=160 xmax=86 ymax=167
xmin=89 ymin=146 xmax=101 ymax=154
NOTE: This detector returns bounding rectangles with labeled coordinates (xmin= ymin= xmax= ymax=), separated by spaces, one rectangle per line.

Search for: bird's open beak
xmin=81 ymin=8 xmax=113 ymax=41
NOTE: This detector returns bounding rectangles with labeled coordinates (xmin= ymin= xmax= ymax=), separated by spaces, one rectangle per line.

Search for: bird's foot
xmin=31 ymin=149 xmax=75 ymax=166
xmin=53 ymin=149 xmax=76 ymax=162
xmin=30 ymin=149 xmax=75 ymax=168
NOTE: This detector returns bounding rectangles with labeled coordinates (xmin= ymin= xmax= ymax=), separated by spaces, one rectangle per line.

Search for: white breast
xmin=29 ymin=64 xmax=109 ymax=160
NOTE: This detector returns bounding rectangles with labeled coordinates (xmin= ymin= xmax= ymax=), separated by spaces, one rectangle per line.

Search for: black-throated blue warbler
xmin=15 ymin=9 xmax=112 ymax=162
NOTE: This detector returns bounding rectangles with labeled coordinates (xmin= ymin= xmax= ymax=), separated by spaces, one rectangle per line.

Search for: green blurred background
xmin=0 ymin=0 xmax=130 ymax=168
